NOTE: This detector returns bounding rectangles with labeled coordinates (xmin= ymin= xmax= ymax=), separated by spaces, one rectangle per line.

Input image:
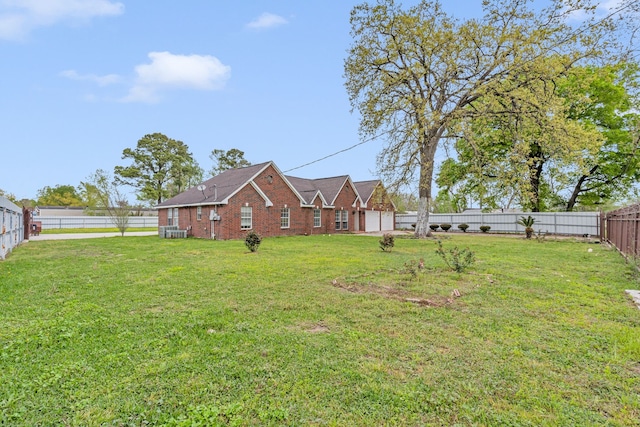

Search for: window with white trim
xmin=167 ymin=207 xmax=178 ymax=226
xmin=313 ymin=209 xmax=321 ymax=227
xmin=280 ymin=208 xmax=290 ymax=229
xmin=240 ymin=206 xmax=252 ymax=230
xmin=335 ymin=210 xmax=348 ymax=230
xmin=197 ymin=206 xmax=202 ymax=221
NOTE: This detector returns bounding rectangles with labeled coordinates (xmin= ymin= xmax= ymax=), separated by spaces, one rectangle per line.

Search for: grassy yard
xmin=40 ymin=227 xmax=156 ymax=234
xmin=1 ymin=234 xmax=639 ymax=426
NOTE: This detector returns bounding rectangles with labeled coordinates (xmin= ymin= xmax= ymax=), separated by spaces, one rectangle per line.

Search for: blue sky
xmin=0 ymin=0 xmax=621 ymax=203
xmin=1 ymin=0 xmax=487 ymax=202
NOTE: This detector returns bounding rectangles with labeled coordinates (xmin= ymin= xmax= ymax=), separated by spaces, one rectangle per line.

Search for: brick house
xmin=156 ymin=161 xmax=395 ymax=239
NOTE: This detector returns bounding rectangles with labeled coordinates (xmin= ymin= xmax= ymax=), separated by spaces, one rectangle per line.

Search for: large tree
xmin=438 ymin=63 xmax=640 ymax=212
xmin=114 ymin=133 xmax=201 ymax=205
xmin=558 ymin=64 xmax=640 ymax=210
xmin=36 ymin=184 xmax=84 ymax=207
xmin=209 ymin=148 xmax=251 ymax=176
xmin=344 ymin=0 xmax=636 ymax=236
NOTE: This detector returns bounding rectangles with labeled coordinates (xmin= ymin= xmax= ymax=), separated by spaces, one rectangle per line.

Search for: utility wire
xmin=283 ymin=131 xmax=389 ymax=173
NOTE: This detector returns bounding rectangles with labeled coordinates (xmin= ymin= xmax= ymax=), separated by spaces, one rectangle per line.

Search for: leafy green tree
xmin=209 ymin=148 xmax=251 ymax=176
xmin=437 ymin=63 xmax=640 ymax=212
xmin=36 ymin=184 xmax=84 ymax=206
xmin=344 ymin=0 xmax=635 ymax=236
xmin=558 ymin=64 xmax=640 ymax=211
xmin=83 ymin=170 xmax=131 ymax=236
xmin=0 ymin=189 xmax=18 ymax=204
xmin=114 ymin=133 xmax=201 ymax=205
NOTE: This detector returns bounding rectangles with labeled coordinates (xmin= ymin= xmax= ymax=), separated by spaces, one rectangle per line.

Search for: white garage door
xmin=365 ymin=210 xmax=381 ymax=232
xmin=381 ymin=212 xmax=394 ymax=231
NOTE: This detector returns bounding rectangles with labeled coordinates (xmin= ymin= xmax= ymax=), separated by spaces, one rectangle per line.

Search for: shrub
xmin=457 ymin=223 xmax=469 ymax=232
xmin=379 ymin=233 xmax=395 ymax=252
xmin=440 ymin=223 xmax=452 ymax=232
xmin=435 ymin=240 xmax=476 ymax=273
xmin=244 ymin=231 xmax=262 ymax=252
xmin=429 ymin=224 xmax=440 ymax=231
xmin=517 ymin=215 xmax=536 ymax=239
xmin=479 ymin=225 xmax=491 ymax=233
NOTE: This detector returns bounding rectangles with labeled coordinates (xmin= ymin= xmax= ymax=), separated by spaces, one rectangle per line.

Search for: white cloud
xmin=121 ymin=51 xmax=231 ymax=103
xmin=0 ymin=0 xmax=124 ymax=40
xmin=60 ymin=69 xmax=121 ymax=86
xmin=246 ymin=12 xmax=288 ymax=30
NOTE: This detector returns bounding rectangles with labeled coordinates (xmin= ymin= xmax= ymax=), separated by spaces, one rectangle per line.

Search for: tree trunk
xmin=566 ymin=165 xmax=599 ymax=211
xmin=528 ymin=143 xmax=545 ymax=212
xmin=414 ymin=127 xmax=442 ymax=238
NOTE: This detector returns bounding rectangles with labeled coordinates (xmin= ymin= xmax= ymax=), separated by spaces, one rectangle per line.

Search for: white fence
xmin=35 ymin=216 xmax=158 ymax=230
xmin=1 ymin=196 xmax=24 ymax=260
xmin=396 ymin=211 xmax=600 ymax=236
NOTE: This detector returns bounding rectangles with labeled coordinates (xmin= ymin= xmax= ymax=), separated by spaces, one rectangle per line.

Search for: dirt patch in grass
xmin=330 ymin=278 xmax=455 ymax=307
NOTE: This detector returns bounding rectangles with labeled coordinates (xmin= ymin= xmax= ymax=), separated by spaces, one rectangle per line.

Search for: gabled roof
xmin=157 ymin=161 xmax=274 ymax=208
xmin=156 ymin=161 xmax=374 ymax=210
xmin=285 ymin=175 xmax=329 ymax=206
xmin=353 ymin=180 xmax=380 ymax=206
xmin=310 ymin=176 xmax=348 ymax=206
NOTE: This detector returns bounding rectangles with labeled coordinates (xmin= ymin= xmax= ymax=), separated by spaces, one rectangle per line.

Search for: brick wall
xmin=157 ymin=166 xmax=378 ymax=240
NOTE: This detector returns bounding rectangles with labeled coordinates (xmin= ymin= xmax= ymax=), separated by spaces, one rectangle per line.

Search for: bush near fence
xmin=396 ymin=211 xmax=600 ymax=237
xmin=35 ymin=216 xmax=158 ymax=230
xmin=1 ymin=196 xmax=24 ymax=260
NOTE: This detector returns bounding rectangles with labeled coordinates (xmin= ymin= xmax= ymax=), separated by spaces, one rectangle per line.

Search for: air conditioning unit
xmin=209 ymin=211 xmax=220 ymax=221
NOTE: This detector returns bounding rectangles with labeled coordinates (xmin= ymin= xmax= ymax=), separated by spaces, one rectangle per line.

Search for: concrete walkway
xmin=29 ymin=231 xmax=157 ymax=241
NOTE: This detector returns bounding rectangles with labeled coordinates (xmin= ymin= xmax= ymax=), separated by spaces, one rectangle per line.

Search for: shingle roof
xmin=309 ymin=176 xmax=350 ymax=206
xmin=156 ymin=161 xmax=377 ymax=210
xmin=353 ymin=180 xmax=380 ymax=205
xmin=157 ymin=161 xmax=272 ymax=208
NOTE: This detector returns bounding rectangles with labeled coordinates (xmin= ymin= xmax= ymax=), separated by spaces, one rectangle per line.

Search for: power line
xmin=282 ymin=132 xmax=388 ymax=173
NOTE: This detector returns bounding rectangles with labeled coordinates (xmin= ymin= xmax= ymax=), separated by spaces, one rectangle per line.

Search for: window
xmin=335 ymin=211 xmax=341 ymax=230
xmin=281 ymin=208 xmax=290 ymax=229
xmin=167 ymin=207 xmax=178 ymax=226
xmin=341 ymin=210 xmax=348 ymax=230
xmin=197 ymin=206 xmax=202 ymax=221
xmin=313 ymin=209 xmax=321 ymax=227
xmin=241 ymin=206 xmax=252 ymax=230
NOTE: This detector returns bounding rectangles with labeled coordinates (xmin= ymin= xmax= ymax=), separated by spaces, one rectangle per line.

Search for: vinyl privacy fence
xmin=1 ymin=196 xmax=24 ymax=260
xmin=396 ymin=211 xmax=600 ymax=236
xmin=35 ymin=216 xmax=158 ymax=230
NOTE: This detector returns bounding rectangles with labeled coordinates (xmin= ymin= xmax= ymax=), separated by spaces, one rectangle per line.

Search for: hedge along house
xmin=156 ymin=161 xmax=396 ymax=240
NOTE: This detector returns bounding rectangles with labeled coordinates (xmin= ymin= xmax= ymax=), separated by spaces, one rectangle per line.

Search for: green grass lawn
xmin=40 ymin=227 xmax=156 ymax=234
xmin=1 ymin=234 xmax=639 ymax=426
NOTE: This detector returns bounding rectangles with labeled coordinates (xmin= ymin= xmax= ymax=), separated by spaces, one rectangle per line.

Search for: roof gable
xmin=353 ymin=180 xmax=380 ymax=206
xmin=157 ymin=161 xmax=273 ymax=208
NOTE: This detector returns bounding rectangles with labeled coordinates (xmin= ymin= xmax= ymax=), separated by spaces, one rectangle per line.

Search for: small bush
xmin=244 ymin=230 xmax=262 ymax=252
xmin=479 ymin=225 xmax=491 ymax=233
xmin=457 ymin=223 xmax=469 ymax=232
xmin=429 ymin=224 xmax=440 ymax=231
xmin=440 ymin=223 xmax=452 ymax=232
xmin=435 ymin=240 xmax=476 ymax=273
xmin=379 ymin=233 xmax=395 ymax=252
